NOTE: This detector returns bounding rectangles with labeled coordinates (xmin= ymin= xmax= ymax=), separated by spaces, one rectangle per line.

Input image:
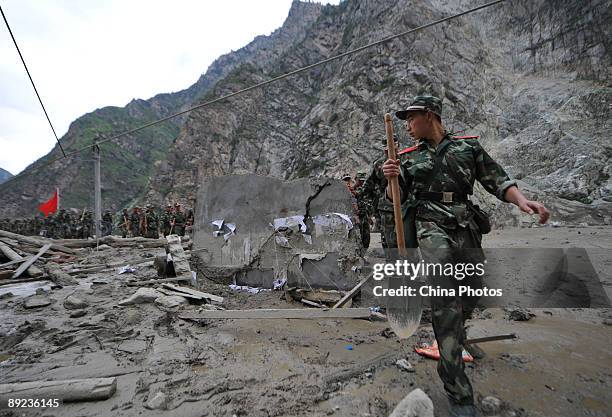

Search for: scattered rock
xmin=603 ymin=319 xmax=612 ymax=326
xmin=69 ymin=310 xmax=87 ymax=318
xmin=481 ymin=395 xmax=502 ymax=415
xmin=388 ymin=388 xmax=434 ymax=417
xmin=145 ymin=391 xmax=168 ymax=410
xmin=45 ymin=265 xmax=78 ymax=286
xmin=0 ymin=292 xmax=14 ymax=300
xmin=505 ymin=308 xmax=535 ymax=321
xmin=381 ymin=327 xmax=394 ymax=338
xmin=97 ymin=244 xmax=112 ymax=250
xmin=396 ymin=359 xmax=415 ymax=373
xmin=118 ymin=288 xmax=162 ymax=306
xmin=198 ymin=304 xmax=225 ymax=311
xmin=155 ymin=295 xmax=188 ymax=309
xmin=64 ymin=295 xmax=88 ymax=310
xmin=24 ymin=295 xmax=52 ymax=309
xmin=123 ymin=310 xmax=142 ymax=325
xmin=35 ymin=288 xmax=46 ymax=295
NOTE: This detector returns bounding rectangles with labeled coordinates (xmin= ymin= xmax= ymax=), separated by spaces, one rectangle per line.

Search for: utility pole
xmin=93 ymin=137 xmax=102 ymax=245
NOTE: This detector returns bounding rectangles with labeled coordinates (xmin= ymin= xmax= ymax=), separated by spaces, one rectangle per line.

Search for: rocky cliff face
xmin=145 ymin=0 xmax=611 ymax=226
xmin=2 ymin=0 xmax=610 ymax=227
xmin=0 ymin=167 xmax=13 ymax=185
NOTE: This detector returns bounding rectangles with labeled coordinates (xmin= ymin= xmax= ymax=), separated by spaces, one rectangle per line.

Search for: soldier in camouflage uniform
xmin=354 ymin=171 xmax=371 ymax=249
xmin=102 ymin=210 xmax=113 ymax=236
xmin=358 ymin=137 xmax=408 ymax=256
xmin=130 ymin=207 xmax=141 ymax=237
xmin=159 ymin=205 xmax=173 ymax=237
xmin=119 ymin=209 xmax=130 ymax=238
xmin=185 ymin=208 xmax=194 ymax=237
xmin=383 ymin=96 xmax=550 ymax=417
xmin=172 ymin=203 xmax=186 ymax=237
xmin=144 ymin=205 xmax=159 ymax=239
xmin=81 ymin=210 xmax=93 ymax=239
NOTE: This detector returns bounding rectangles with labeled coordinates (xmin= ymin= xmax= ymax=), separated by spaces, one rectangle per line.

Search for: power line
xmin=9 ymin=0 xmax=505 ymax=180
xmin=0 ymin=5 xmax=66 ymax=157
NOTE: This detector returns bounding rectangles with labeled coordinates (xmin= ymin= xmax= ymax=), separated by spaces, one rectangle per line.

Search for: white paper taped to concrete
xmin=273 ymin=215 xmax=307 ymax=233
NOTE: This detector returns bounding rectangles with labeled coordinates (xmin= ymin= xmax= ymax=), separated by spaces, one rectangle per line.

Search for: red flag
xmin=39 ymin=189 xmax=59 ymax=217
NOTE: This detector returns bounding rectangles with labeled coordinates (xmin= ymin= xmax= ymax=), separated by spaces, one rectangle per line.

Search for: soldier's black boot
xmin=448 ymin=400 xmax=476 ymax=417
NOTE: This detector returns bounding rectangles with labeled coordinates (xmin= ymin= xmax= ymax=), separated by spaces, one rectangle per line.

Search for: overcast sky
xmin=0 ymin=0 xmax=339 ymax=175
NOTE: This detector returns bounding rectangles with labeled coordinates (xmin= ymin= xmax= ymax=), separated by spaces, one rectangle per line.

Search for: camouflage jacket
xmin=145 ymin=212 xmax=159 ymax=231
xmin=357 ymin=157 xmax=388 ymax=217
xmin=399 ymin=134 xmax=517 ymax=229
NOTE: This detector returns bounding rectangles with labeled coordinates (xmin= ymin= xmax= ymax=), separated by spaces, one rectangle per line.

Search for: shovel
xmin=384 ymin=113 xmax=423 ymax=339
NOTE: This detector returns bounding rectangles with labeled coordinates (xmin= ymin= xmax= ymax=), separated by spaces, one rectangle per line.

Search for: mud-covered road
xmin=1 ymin=226 xmax=611 ymax=417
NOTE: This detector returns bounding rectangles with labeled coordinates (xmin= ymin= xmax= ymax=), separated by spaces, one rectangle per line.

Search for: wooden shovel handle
xmin=384 ymin=113 xmax=407 ymax=257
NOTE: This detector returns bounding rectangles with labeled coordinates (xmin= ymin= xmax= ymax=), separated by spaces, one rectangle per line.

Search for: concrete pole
xmin=93 ymin=138 xmax=102 ymax=243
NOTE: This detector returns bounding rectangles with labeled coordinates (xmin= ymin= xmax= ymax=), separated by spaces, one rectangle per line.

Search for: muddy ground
xmin=0 ymin=226 xmax=611 ymax=417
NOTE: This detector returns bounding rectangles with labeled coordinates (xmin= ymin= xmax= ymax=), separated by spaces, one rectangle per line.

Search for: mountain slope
xmin=145 ymin=0 xmax=611 ymax=226
xmin=0 ymin=167 xmax=13 ymax=185
xmin=0 ymin=1 xmax=323 ymax=218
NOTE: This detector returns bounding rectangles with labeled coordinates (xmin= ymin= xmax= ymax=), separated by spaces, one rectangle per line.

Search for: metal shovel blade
xmin=386 ymin=271 xmax=423 ymax=339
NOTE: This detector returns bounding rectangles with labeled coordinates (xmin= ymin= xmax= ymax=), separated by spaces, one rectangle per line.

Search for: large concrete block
xmin=191 ymin=175 xmax=363 ymax=290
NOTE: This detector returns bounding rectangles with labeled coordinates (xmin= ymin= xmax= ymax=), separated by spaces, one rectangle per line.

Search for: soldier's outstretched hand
xmin=382 ymin=159 xmax=400 ymax=178
xmin=518 ymin=199 xmax=550 ymax=224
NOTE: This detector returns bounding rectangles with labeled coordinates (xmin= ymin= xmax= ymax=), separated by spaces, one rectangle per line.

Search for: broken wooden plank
xmin=162 ymin=283 xmax=223 ymax=303
xmin=12 ymin=244 xmax=52 ymax=279
xmin=179 ymin=307 xmax=373 ymax=320
xmin=0 ymin=377 xmax=117 ymax=402
xmin=0 ymin=241 xmax=43 ymax=277
xmin=0 ymin=270 xmax=14 ymax=280
xmin=333 ymin=276 xmax=371 ymax=308
xmin=0 ymin=230 xmax=77 ymax=255
xmin=0 ymin=276 xmax=51 ymax=286
xmin=301 ymin=298 xmax=326 ymax=308
xmin=156 ymin=287 xmax=203 ymax=301
xmin=0 ymin=258 xmax=27 ymax=270
xmin=126 ymin=276 xmax=190 ymax=286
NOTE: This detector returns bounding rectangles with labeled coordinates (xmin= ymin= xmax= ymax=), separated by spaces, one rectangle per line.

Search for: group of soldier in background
xmin=0 ymin=202 xmax=193 ymax=240
xmin=118 ymin=203 xmax=193 ymax=239
xmin=342 ymin=136 xmax=402 ymax=252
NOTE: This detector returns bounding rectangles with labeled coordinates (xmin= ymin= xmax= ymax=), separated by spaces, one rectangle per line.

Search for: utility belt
xmin=414 ymin=190 xmax=468 ymax=204
xmin=415 ymin=190 xmax=491 ymax=234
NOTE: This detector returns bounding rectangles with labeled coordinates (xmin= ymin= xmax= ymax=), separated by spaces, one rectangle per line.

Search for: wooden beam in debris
xmin=51 ymin=235 xmax=191 ymax=249
xmin=11 ymin=244 xmax=52 ymax=279
xmin=0 ymin=377 xmax=117 ymax=403
xmin=0 ymin=230 xmax=77 ymax=255
xmin=0 ymin=276 xmax=50 ymax=286
xmin=332 ymin=276 xmax=371 ymax=308
xmin=161 ymin=283 xmax=223 ymax=303
xmin=179 ymin=307 xmax=373 ymax=320
xmin=126 ymin=276 xmax=191 ymax=286
xmin=0 ymin=258 xmax=27 ymax=270
xmin=0 ymin=241 xmax=43 ymax=277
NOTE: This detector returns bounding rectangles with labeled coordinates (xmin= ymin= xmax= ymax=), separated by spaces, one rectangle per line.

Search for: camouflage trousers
xmin=379 ymin=209 xmax=396 ymax=250
xmin=416 ymin=219 xmax=484 ymax=406
xmin=359 ymin=219 xmax=370 ymax=249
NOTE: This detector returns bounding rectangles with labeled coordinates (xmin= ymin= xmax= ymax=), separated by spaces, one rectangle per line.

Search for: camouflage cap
xmin=356 ymin=171 xmax=367 ymax=180
xmin=395 ymin=95 xmax=442 ymax=120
